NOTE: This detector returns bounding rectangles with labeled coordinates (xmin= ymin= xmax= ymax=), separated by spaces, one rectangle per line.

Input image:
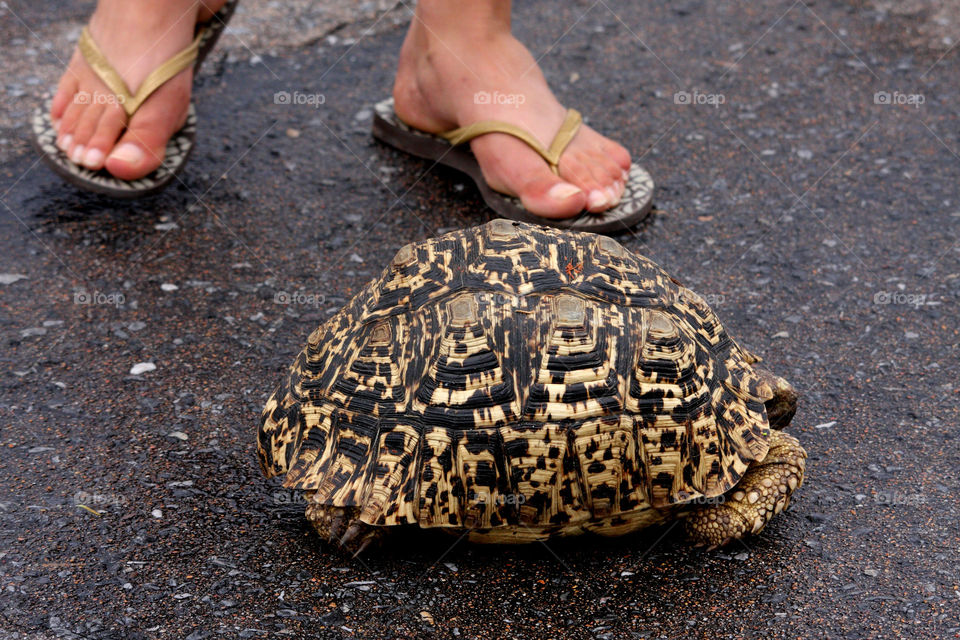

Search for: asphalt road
xmin=1 ymin=1 xmax=959 ymax=638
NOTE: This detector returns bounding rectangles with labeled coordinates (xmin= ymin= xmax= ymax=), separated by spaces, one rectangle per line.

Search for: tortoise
xmin=257 ymin=220 xmax=806 ymax=555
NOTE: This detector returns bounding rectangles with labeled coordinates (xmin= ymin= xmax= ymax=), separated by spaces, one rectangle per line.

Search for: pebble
xmin=154 ymin=222 xmax=179 ymax=231
xmin=863 ymin=568 xmax=879 ymax=577
xmin=286 ymin=128 xmax=301 ymax=138
xmin=797 ymin=149 xmax=813 ymax=160
xmin=343 ymin=580 xmax=376 ymax=587
xmin=771 ymin=331 xmax=790 ymax=339
xmin=354 ymin=108 xmax=372 ymax=122
xmin=20 ymin=327 xmax=46 ymax=337
xmin=128 ymin=321 xmax=146 ymax=332
xmin=814 ymin=421 xmax=837 ymax=430
xmin=904 ymin=331 xmax=919 ymax=339
xmin=0 ymin=273 xmax=27 ymax=285
xmin=349 ymin=253 xmax=364 ymax=263
xmin=168 ymin=432 xmax=189 ymax=441
xmin=151 ymin=509 xmax=163 ymax=519
xmin=160 ymin=283 xmax=179 ymax=292
xmin=130 ymin=362 xmax=157 ymax=375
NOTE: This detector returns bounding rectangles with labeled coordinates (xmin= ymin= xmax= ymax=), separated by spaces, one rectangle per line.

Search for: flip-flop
xmin=30 ymin=0 xmax=239 ymax=199
xmin=372 ymin=98 xmax=654 ymax=234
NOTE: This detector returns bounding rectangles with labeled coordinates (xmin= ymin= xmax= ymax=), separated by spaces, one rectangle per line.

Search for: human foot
xmin=392 ymin=1 xmax=632 ymax=219
xmin=49 ymin=0 xmax=226 ymax=180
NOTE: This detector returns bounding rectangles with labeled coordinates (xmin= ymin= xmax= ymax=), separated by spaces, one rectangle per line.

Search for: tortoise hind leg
xmin=683 ymin=430 xmax=806 ymax=549
xmin=305 ymin=500 xmax=389 ymax=556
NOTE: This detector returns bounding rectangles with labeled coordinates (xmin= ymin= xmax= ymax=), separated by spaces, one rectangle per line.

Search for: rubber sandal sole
xmin=372 ymin=98 xmax=654 ymax=234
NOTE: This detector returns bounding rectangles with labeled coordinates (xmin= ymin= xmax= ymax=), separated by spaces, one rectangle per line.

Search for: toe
xmin=581 ymin=151 xmax=621 ymax=212
xmin=517 ymin=174 xmax=587 ymax=219
xmin=104 ymin=77 xmax=190 ymax=181
xmin=598 ymin=135 xmax=632 ymax=172
xmin=68 ymin=104 xmax=105 ymax=164
xmin=586 ymin=149 xmax=625 ymax=207
xmin=472 ymin=135 xmax=587 ymax=219
xmin=82 ymin=104 xmax=127 ymax=170
xmin=51 ymin=55 xmax=82 ymax=125
xmin=56 ymin=99 xmax=87 ymax=152
xmin=557 ymin=155 xmax=606 ymax=210
xmin=589 ymin=148 xmax=625 ymax=187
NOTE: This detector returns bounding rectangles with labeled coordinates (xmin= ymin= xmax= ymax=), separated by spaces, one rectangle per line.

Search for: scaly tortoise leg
xmin=304 ymin=498 xmax=389 ymax=556
xmin=683 ymin=430 xmax=807 ymax=549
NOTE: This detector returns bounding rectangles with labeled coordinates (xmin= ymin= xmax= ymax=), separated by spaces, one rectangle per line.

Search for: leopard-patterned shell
xmin=257 ymin=220 xmax=773 ymax=533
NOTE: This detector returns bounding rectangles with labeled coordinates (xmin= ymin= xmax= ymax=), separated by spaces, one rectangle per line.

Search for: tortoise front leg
xmin=683 ymin=430 xmax=806 ymax=549
xmin=305 ymin=499 xmax=390 ymax=556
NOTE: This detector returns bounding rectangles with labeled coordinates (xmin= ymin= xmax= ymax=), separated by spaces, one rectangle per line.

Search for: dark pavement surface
xmin=1 ymin=1 xmax=959 ymax=638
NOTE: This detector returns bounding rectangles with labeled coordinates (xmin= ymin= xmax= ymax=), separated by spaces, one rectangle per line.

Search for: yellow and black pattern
xmin=258 ymin=220 xmax=801 ymax=543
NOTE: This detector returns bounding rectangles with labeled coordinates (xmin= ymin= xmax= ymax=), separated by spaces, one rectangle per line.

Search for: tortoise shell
xmin=258 ymin=220 xmax=774 ymax=535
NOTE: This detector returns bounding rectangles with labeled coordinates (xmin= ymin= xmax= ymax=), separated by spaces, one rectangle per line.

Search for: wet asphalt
xmin=1 ymin=1 xmax=959 ymax=638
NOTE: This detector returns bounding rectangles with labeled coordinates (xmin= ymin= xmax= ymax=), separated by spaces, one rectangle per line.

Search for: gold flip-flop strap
xmin=439 ymin=108 xmax=582 ymax=174
xmin=78 ymin=26 xmax=202 ymax=117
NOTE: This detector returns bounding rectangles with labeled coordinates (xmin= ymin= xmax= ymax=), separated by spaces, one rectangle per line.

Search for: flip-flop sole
xmin=30 ymin=0 xmax=238 ymax=199
xmin=372 ymin=98 xmax=654 ymax=234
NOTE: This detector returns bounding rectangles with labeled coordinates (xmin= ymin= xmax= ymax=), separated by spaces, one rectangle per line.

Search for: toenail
xmin=109 ymin=143 xmax=144 ymax=166
xmin=588 ymin=189 xmax=609 ymax=209
xmin=70 ymin=145 xmax=85 ymax=164
xmin=83 ymin=147 xmax=105 ymax=169
xmin=605 ymin=185 xmax=620 ymax=205
xmin=52 ymin=118 xmax=61 ymax=131
xmin=58 ymin=134 xmax=73 ymax=152
xmin=548 ymin=182 xmax=583 ymax=201
xmin=621 ymin=169 xmax=629 ymax=181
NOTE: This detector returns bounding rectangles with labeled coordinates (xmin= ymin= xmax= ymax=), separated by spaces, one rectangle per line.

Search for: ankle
xmin=411 ymin=0 xmax=512 ymax=43
xmin=90 ymin=0 xmax=205 ymax=33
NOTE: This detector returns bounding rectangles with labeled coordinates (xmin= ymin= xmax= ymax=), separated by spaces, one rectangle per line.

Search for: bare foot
xmin=392 ymin=1 xmax=632 ymax=219
xmin=49 ymin=0 xmax=226 ymax=180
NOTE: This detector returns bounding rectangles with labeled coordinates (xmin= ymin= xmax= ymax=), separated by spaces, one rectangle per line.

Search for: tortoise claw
xmin=352 ymin=536 xmax=376 ymax=558
xmin=327 ymin=515 xmax=346 ymax=544
xmin=340 ymin=523 xmax=363 ymax=548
